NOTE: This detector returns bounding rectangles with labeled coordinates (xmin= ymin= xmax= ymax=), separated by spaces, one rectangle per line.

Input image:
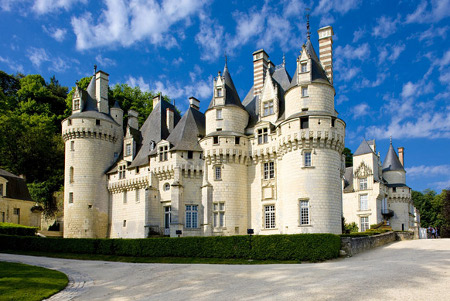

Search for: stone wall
xmin=395 ymin=231 xmax=414 ymax=241
xmin=340 ymin=232 xmax=396 ymax=257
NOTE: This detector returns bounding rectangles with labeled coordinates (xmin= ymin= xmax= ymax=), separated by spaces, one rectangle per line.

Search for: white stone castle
xmin=62 ymin=24 xmax=414 ymax=239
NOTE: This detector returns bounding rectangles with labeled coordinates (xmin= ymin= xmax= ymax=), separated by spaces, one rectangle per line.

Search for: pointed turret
xmin=382 ymin=139 xmax=406 ymax=184
xmin=208 ymin=62 xmax=244 ymax=110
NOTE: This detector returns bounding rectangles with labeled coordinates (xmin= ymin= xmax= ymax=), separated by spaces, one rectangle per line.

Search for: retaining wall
xmin=340 ymin=232 xmax=396 ymax=257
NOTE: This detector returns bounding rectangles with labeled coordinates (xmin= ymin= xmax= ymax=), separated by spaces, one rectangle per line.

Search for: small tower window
xmin=126 ymin=143 xmax=132 ymax=156
xmin=0 ymin=184 xmax=3 ymax=196
xmin=70 ymin=141 xmax=75 ymax=151
xmin=301 ymin=63 xmax=307 ymax=73
xmin=69 ymin=167 xmax=74 ymax=183
xmin=96 ymin=119 xmax=101 ymax=126
xmin=215 ymin=166 xmax=222 ymax=180
xmin=331 ymin=118 xmax=336 ymax=127
xmin=235 ymin=136 xmax=240 ymax=145
xmin=304 ymin=152 xmax=312 ymax=167
xmin=188 ymin=151 xmax=193 ymax=159
xmin=69 ymin=192 xmax=73 ymax=204
xmin=73 ymin=99 xmax=80 ymax=110
xmin=123 ymin=220 xmax=127 ymax=227
xmin=123 ymin=190 xmax=127 ymax=204
xmin=300 ymin=117 xmax=309 ymax=129
xmin=216 ymin=109 xmax=222 ymax=120
xmin=68 ymin=119 xmax=72 ymax=125
xmin=163 ymin=183 xmax=171 ymax=191
xmin=264 ymin=161 xmax=275 ymax=179
xmin=217 ymin=88 xmax=223 ymax=97
xmin=263 ymin=101 xmax=274 ymax=116
xmin=301 ymin=86 xmax=309 ymax=97
xmin=213 ymin=136 xmax=219 ymax=145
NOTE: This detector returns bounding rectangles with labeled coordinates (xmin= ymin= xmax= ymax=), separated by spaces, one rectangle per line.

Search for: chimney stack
xmin=317 ymin=26 xmax=334 ymax=84
xmin=189 ymin=97 xmax=200 ymax=110
xmin=95 ymin=70 xmax=110 ymax=114
xmin=253 ymin=49 xmax=269 ymax=96
xmin=166 ymin=108 xmax=174 ymax=132
xmin=153 ymin=94 xmax=162 ymax=108
xmin=398 ymin=147 xmax=404 ymax=167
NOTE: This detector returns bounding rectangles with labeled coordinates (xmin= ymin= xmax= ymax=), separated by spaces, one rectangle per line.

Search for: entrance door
xmin=164 ymin=206 xmax=171 ymax=235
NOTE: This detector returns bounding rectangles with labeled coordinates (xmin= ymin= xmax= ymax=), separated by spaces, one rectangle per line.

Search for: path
xmin=1 ymin=239 xmax=449 ymax=300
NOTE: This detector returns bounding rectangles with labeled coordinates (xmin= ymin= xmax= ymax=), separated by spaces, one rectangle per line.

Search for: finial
xmin=94 ymin=64 xmax=97 ymax=74
xmin=305 ymin=8 xmax=311 ymax=40
xmin=282 ymin=53 xmax=285 ymax=67
xmin=390 ymin=136 xmax=392 ymax=144
xmin=224 ymin=53 xmax=228 ymax=68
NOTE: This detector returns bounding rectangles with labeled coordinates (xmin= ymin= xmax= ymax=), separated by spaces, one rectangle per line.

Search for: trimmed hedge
xmin=0 ymin=233 xmax=341 ymax=262
xmin=0 ymin=223 xmax=37 ymax=236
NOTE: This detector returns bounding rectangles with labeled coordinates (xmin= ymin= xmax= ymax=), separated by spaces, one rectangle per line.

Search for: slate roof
xmin=354 ymin=139 xmax=375 ymax=156
xmin=167 ymin=107 xmax=205 ymax=152
xmin=129 ymin=100 xmax=180 ymax=168
xmin=242 ymin=86 xmax=258 ymax=130
xmin=343 ymin=167 xmax=354 ymax=192
xmin=0 ymin=169 xmax=32 ymax=201
xmin=382 ymin=142 xmax=405 ymax=172
xmin=208 ymin=64 xmax=244 ymax=110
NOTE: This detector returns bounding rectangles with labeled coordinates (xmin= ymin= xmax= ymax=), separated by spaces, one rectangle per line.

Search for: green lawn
xmin=0 ymin=261 xmax=68 ymax=301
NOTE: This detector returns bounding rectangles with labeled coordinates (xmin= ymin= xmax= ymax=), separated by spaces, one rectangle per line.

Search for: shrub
xmin=0 ymin=223 xmax=37 ymax=236
xmin=0 ymin=233 xmax=341 ymax=262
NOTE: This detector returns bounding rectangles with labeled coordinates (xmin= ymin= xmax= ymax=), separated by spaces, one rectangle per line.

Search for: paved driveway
xmin=1 ymin=239 xmax=449 ymax=301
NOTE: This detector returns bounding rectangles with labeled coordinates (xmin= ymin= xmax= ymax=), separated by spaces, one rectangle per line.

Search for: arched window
xmin=163 ymin=183 xmax=170 ymax=191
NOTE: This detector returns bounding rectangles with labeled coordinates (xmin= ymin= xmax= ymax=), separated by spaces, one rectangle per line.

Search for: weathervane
xmin=224 ymin=53 xmax=228 ymax=68
xmin=94 ymin=64 xmax=97 ymax=74
xmin=305 ymin=8 xmax=311 ymax=40
xmin=282 ymin=53 xmax=285 ymax=67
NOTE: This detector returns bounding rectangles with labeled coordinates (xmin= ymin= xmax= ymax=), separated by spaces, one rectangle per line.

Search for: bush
xmin=0 ymin=223 xmax=37 ymax=236
xmin=0 ymin=233 xmax=341 ymax=262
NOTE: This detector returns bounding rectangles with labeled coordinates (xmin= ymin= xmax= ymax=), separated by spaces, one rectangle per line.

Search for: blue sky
xmin=0 ymin=0 xmax=449 ymax=192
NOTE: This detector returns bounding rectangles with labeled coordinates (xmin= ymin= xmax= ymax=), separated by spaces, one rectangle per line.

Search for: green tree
xmin=342 ymin=147 xmax=353 ymax=167
xmin=441 ymin=190 xmax=450 ymax=238
xmin=412 ymin=189 xmax=445 ymax=228
xmin=64 ymin=76 xmax=92 ymax=117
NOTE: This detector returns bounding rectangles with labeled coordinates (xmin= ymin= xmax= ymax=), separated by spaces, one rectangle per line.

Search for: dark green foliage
xmin=412 ymin=189 xmax=446 ymax=228
xmin=0 ymin=223 xmax=37 ymax=236
xmin=0 ymin=233 xmax=341 ymax=262
xmin=441 ymin=190 xmax=450 ymax=238
xmin=342 ymin=147 xmax=353 ymax=167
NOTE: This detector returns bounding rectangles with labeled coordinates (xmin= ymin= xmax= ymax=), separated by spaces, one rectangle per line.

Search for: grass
xmin=0 ymin=261 xmax=68 ymax=301
xmin=1 ymin=250 xmax=301 ymax=265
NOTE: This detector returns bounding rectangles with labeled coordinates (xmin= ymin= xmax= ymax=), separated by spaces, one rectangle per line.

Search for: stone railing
xmin=340 ymin=232 xmax=396 ymax=257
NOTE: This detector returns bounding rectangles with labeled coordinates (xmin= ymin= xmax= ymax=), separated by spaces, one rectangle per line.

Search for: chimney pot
xmin=189 ymin=97 xmax=200 ymax=110
xmin=317 ymin=26 xmax=334 ymax=85
xmin=153 ymin=94 xmax=162 ymax=108
xmin=398 ymin=147 xmax=405 ymax=167
xmin=166 ymin=108 xmax=174 ymax=132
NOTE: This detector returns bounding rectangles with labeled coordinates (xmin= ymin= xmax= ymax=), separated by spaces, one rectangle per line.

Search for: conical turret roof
xmin=382 ymin=141 xmax=405 ymax=172
xmin=208 ymin=63 xmax=244 ymax=110
xmin=167 ymin=106 xmax=205 ymax=151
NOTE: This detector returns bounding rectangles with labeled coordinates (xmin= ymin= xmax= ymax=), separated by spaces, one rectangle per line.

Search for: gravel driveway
xmin=1 ymin=239 xmax=449 ymax=301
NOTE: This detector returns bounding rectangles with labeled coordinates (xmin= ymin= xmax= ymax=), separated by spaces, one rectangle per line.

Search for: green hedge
xmin=0 ymin=233 xmax=341 ymax=262
xmin=0 ymin=223 xmax=37 ymax=236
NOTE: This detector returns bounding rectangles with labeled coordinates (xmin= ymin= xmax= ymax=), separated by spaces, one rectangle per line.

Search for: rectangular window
xmin=304 ymin=152 xmax=312 ymax=167
xmin=135 ymin=189 xmax=140 ymax=203
xmin=216 ymin=109 xmax=222 ymax=119
xmin=264 ymin=161 xmax=275 ymax=179
xmin=213 ymin=136 xmax=219 ymax=145
xmin=126 ymin=143 xmax=132 ymax=156
xmin=69 ymin=192 xmax=73 ymax=204
xmin=213 ymin=202 xmax=225 ymax=228
xmin=331 ymin=118 xmax=336 ymax=127
xmin=119 ymin=165 xmax=126 ymax=179
xmin=360 ymin=194 xmax=368 ymax=211
xmin=301 ymin=86 xmax=308 ymax=97
xmin=263 ymin=101 xmax=274 ymax=116
xmin=188 ymin=151 xmax=193 ymax=159
xmin=136 ymin=167 xmax=140 ymax=174
xmin=360 ymin=216 xmax=369 ymax=232
xmin=257 ymin=128 xmax=268 ymax=144
xmin=73 ymin=99 xmax=80 ymax=110
xmin=96 ymin=119 xmax=101 ymax=126
xmin=215 ymin=166 xmax=221 ymax=180
xmin=235 ymin=136 xmax=240 ymax=145
xmin=359 ymin=178 xmax=368 ymax=190
xmin=164 ymin=206 xmax=171 ymax=229
xmin=0 ymin=184 xmax=3 ymax=196
xmin=301 ymin=63 xmax=307 ymax=73
xmin=13 ymin=208 xmax=20 ymax=215
xmin=264 ymin=205 xmax=276 ymax=229
xmin=70 ymin=141 xmax=75 ymax=151
xmin=123 ymin=220 xmax=127 ymax=227
xmin=185 ymin=205 xmax=198 ymax=228
xmin=217 ymin=88 xmax=223 ymax=97
xmin=300 ymin=200 xmax=310 ymax=225
xmin=123 ymin=190 xmax=127 ymax=204
xmin=159 ymin=146 xmax=168 ymax=161
xmin=300 ymin=117 xmax=309 ymax=129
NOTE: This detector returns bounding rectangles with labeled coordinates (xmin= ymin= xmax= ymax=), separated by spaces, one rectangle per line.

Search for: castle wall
xmin=205 ymin=106 xmax=249 ymax=134
xmin=284 ymin=83 xmax=335 ymax=119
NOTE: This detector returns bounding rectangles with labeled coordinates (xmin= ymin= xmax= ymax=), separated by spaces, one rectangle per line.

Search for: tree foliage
xmin=342 ymin=147 xmax=353 ymax=167
xmin=412 ymin=189 xmax=447 ymax=229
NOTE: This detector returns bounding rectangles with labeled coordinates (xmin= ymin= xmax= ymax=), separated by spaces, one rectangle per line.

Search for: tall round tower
xmin=277 ymin=25 xmax=345 ymax=234
xmin=62 ymin=71 xmax=123 ymax=238
xmin=200 ymin=63 xmax=250 ymax=236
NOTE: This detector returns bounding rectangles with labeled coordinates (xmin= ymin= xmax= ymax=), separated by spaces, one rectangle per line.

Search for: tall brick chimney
xmin=317 ymin=26 xmax=334 ymax=84
xmin=95 ymin=70 xmax=109 ymax=114
xmin=253 ymin=49 xmax=269 ymax=96
xmin=398 ymin=147 xmax=404 ymax=167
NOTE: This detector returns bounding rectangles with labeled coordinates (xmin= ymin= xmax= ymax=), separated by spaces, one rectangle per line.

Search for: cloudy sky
xmin=0 ymin=0 xmax=449 ymax=192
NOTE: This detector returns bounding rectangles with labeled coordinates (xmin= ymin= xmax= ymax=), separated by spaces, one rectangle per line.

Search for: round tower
xmin=277 ymin=25 xmax=345 ymax=234
xmin=201 ymin=63 xmax=250 ymax=236
xmin=62 ymin=72 xmax=123 ymax=238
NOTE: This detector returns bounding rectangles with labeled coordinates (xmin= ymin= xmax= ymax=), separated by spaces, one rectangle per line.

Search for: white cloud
xmin=33 ymin=0 xmax=87 ymax=14
xmin=95 ymin=54 xmax=117 ymax=67
xmin=432 ymin=179 xmax=450 ymax=190
xmin=358 ymin=73 xmax=387 ymax=88
xmin=0 ymin=56 xmax=24 ymax=73
xmin=314 ymin=0 xmax=361 ymax=25
xmin=353 ymin=28 xmax=365 ymax=43
xmin=195 ymin=14 xmax=224 ymax=61
xmin=335 ymin=43 xmax=370 ymax=61
xmin=339 ymin=67 xmax=360 ymax=82
xmin=406 ymin=0 xmax=450 ymax=24
xmin=406 ymin=165 xmax=450 ymax=178
xmin=71 ymin=0 xmax=207 ymax=50
xmin=27 ymin=47 xmax=49 ymax=68
xmin=372 ymin=15 xmax=401 ymax=38
xmin=401 ymin=80 xmax=433 ymax=99
xmin=126 ymin=76 xmax=150 ymax=92
xmin=228 ymin=5 xmax=267 ymax=50
xmin=42 ymin=26 xmax=67 ymax=42
xmin=172 ymin=57 xmax=183 ymax=66
xmin=336 ymin=95 xmax=349 ymax=105
xmin=378 ymin=43 xmax=405 ymax=64
xmin=411 ymin=25 xmax=449 ymax=44
xmin=351 ymin=103 xmax=370 ymax=119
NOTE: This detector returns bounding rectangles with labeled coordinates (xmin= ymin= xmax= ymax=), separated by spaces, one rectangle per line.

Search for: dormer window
xmin=257 ymin=128 xmax=269 ymax=144
xmin=159 ymin=145 xmax=168 ymax=161
xmin=301 ymin=63 xmax=307 ymax=73
xmin=126 ymin=143 xmax=132 ymax=156
xmin=119 ymin=165 xmax=126 ymax=179
xmin=73 ymin=99 xmax=80 ymax=110
xmin=263 ymin=101 xmax=274 ymax=116
xmin=301 ymin=86 xmax=308 ymax=97
xmin=216 ymin=109 xmax=222 ymax=120
xmin=217 ymin=88 xmax=223 ymax=97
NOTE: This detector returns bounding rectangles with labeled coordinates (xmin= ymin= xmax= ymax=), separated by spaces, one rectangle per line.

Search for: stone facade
xmin=63 ymin=25 xmax=349 ymax=238
xmin=343 ymin=139 xmax=418 ymax=232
